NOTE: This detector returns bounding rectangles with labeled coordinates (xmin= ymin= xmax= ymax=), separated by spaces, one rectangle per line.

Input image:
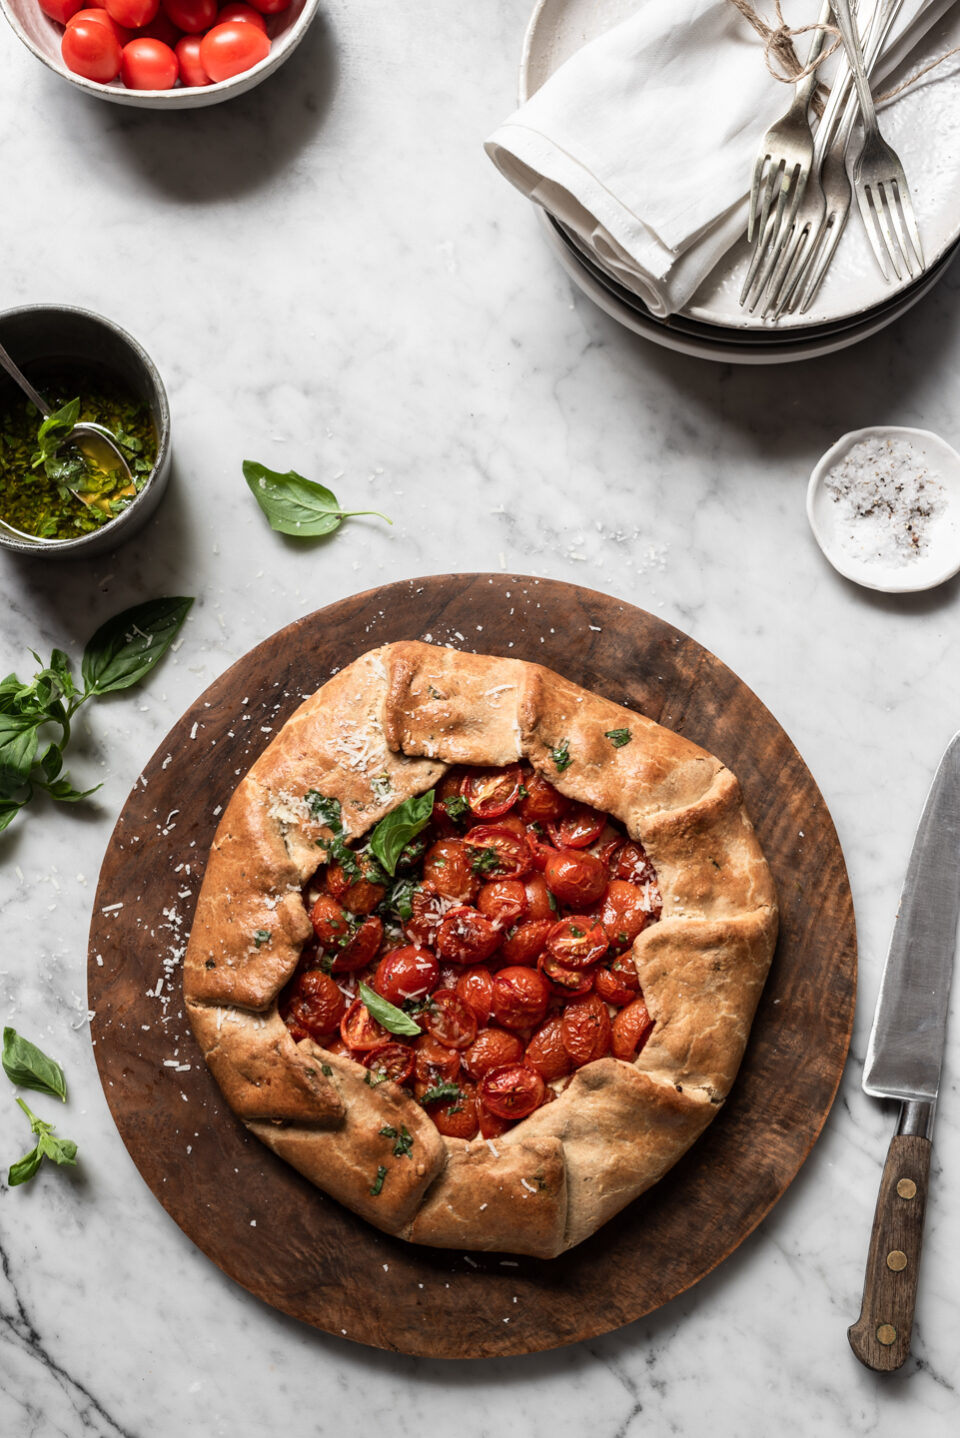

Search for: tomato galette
xmin=184 ymin=642 xmax=778 ymax=1258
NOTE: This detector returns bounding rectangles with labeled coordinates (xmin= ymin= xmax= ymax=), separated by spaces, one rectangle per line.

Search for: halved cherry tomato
xmin=121 ymin=37 xmax=178 ymax=88
xmin=561 ymin=994 xmax=613 ymax=1067
xmin=435 ymin=906 xmax=501 ymax=965
xmin=414 ymin=1033 xmax=460 ymax=1086
xmin=373 ymin=945 xmax=438 ymax=1006
xmin=595 ymin=952 xmax=640 ymax=1006
xmin=545 ymin=916 xmax=608 ymax=969
xmin=61 ymin=19 xmax=123 ymax=81
xmin=326 ymin=855 xmax=386 ymax=915
xmin=491 ymin=966 xmax=551 ymax=1030
xmin=216 ymin=2 xmax=267 ymax=28
xmin=456 ymin=966 xmax=494 ymax=1024
xmin=612 ymin=997 xmax=654 ymax=1060
xmin=601 ymin=880 xmax=651 ymax=951
xmin=198 ymin=18 xmax=269 ymax=80
xmin=526 ymin=1016 xmax=573 ymax=1081
xmin=547 ymin=803 xmax=606 ymax=850
xmin=524 ymin=830 xmax=554 ymax=872
xmin=283 ymin=969 xmax=345 ymax=1041
xmin=66 ymin=7 xmax=129 ymax=44
xmin=499 ymin=918 xmax=553 ymax=966
xmin=544 ymin=848 xmax=607 ymax=907
xmin=538 ymin=952 xmax=595 ymax=997
xmin=422 ymin=838 xmax=479 ymax=903
xmin=477 ymin=878 xmax=527 ymax=928
xmin=162 ymin=0 xmax=215 ymax=30
xmin=362 ymin=1042 xmax=415 ymax=1085
xmin=329 ymin=916 xmax=383 ymax=973
xmin=105 ymin=0 xmax=158 ymax=25
xmin=461 ymin=764 xmax=522 ymax=819
xmin=422 ymin=990 xmax=478 ymax=1050
xmin=523 ymin=873 xmax=556 ymax=922
xmin=464 ymin=824 xmax=532 ymax=880
xmin=426 ymin=1083 xmax=479 ymax=1139
xmin=480 ymin=1064 xmax=546 ymax=1120
xmin=340 ymin=998 xmax=389 ymax=1052
xmin=462 ymin=1027 xmax=525 ymax=1081
xmin=39 ymin=0 xmax=83 ymax=20
xmin=404 ymin=883 xmax=447 ymax=946
xmin=519 ymin=771 xmax=570 ymax=825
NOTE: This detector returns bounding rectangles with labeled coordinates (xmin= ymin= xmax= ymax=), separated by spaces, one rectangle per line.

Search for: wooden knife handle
xmin=848 ymin=1132 xmax=931 ymax=1371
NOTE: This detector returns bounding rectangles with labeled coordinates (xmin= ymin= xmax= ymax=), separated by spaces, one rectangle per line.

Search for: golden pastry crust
xmin=184 ymin=642 xmax=778 ymax=1257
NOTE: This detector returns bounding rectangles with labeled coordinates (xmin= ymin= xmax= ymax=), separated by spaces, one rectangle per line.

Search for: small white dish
xmin=807 ymin=426 xmax=960 ymax=593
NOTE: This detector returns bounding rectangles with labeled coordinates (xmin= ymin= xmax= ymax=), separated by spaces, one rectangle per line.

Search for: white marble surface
xmin=0 ymin=2 xmax=959 ymax=1434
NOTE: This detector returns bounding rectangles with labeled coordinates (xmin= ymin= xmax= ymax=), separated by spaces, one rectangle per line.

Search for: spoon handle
xmin=0 ymin=340 xmax=51 ymax=418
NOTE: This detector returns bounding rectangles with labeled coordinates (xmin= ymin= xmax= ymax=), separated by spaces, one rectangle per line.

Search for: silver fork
xmin=740 ymin=0 xmax=834 ymax=306
xmin=831 ymin=0 xmax=924 ymax=280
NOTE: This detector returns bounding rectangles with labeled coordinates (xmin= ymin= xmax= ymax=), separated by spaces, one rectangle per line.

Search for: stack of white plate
xmin=523 ymin=0 xmax=960 ymax=365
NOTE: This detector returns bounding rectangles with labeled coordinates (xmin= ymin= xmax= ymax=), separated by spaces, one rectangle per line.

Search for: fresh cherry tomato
xmin=133 ymin=8 xmax=180 ymax=43
xmin=325 ymin=856 xmax=386 ymax=914
xmin=245 ymin=0 xmax=290 ymax=11
xmin=121 ymin=36 xmax=178 ymax=88
xmin=464 ymin=824 xmax=532 ymax=880
xmin=413 ymin=1033 xmax=460 ymax=1086
xmin=340 ymin=998 xmax=389 ymax=1053
xmin=538 ymin=952 xmax=595 ymax=997
xmin=518 ymin=771 xmax=570 ymax=825
xmin=561 ymin=994 xmax=613 ymax=1067
xmin=545 ymin=916 xmax=608 ymax=969
xmin=601 ymin=880 xmax=651 ymax=951
xmin=435 ymin=906 xmax=501 ymax=965
xmin=491 ymin=966 xmax=551 ymax=1030
xmin=477 ymin=878 xmax=527 ymax=927
xmin=499 ymin=918 xmax=552 ymax=966
xmin=373 ymin=945 xmax=438 ymax=1007
xmin=426 ymin=1083 xmax=479 ymax=1140
xmin=422 ymin=838 xmax=479 ymax=903
xmin=105 ymin=0 xmax=158 ymax=26
xmin=460 ymin=764 xmax=523 ymax=820
xmin=362 ymin=1042 xmax=415 ymax=1086
xmin=595 ymin=952 xmax=640 ymax=1006
xmin=612 ymin=997 xmax=654 ymax=1060
xmin=462 ymin=1027 xmax=525 ymax=1081
xmin=526 ymin=1016 xmax=573 ymax=1081
xmin=65 ymin=6 xmax=128 ymax=43
xmin=283 ymin=969 xmax=345 ymax=1041
xmin=216 ymin=1 xmax=267 ymax=27
xmin=547 ymin=802 xmax=606 ymax=850
xmin=61 ymin=19 xmax=122 ymax=81
xmin=455 ymin=966 xmax=494 ymax=1024
xmin=480 ymin=1064 xmax=546 ymax=1120
xmin=544 ymin=848 xmax=607 ymax=907
xmin=198 ymin=19 xmax=270 ymax=81
xmin=422 ymin=990 xmax=478 ymax=1050
xmin=523 ymin=873 xmax=556 ymax=922
xmin=39 ymin=0 xmax=83 ymax=21
xmin=162 ymin=0 xmax=215 ymax=31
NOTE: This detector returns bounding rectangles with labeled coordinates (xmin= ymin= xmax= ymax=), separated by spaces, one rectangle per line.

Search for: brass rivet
xmin=886 ymin=1250 xmax=908 ymax=1272
xmin=897 ymin=1178 xmax=917 ymax=1200
xmin=877 ymin=1324 xmax=897 ymax=1346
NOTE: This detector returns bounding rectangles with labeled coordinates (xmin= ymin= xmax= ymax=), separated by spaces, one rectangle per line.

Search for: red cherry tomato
xmin=413 ymin=1033 xmax=460 ymax=1086
xmin=547 ymin=803 xmax=606 ymax=850
xmin=538 ymin=952 xmax=595 ymax=997
xmin=544 ymin=848 xmax=608 ymax=907
xmin=282 ymin=969 xmax=345 ymax=1041
xmin=426 ymin=1083 xmax=479 ymax=1140
xmin=519 ymin=772 xmax=570 ymax=825
xmin=404 ymin=883 xmax=447 ymax=946
xmin=121 ymin=37 xmax=178 ymax=88
xmin=245 ymin=0 xmax=290 ymax=11
xmin=199 ymin=19 xmax=270 ymax=81
xmin=478 ymin=1102 xmax=511 ymax=1139
xmin=595 ymin=952 xmax=640 ymax=1006
xmin=162 ymin=0 xmax=215 ymax=31
xmin=309 ymin=892 xmax=349 ymax=946
xmin=561 ymin=994 xmax=613 ymax=1067
xmin=601 ymin=879 xmax=651 ymax=951
xmin=66 ymin=6 xmax=129 ymax=43
xmin=526 ymin=1016 xmax=573 ymax=1081
xmin=331 ymin=916 xmax=382 ymax=973
xmin=523 ymin=873 xmax=556 ymax=922
xmin=464 ymin=824 xmax=532 ymax=880
xmin=435 ymin=906 xmax=501 ymax=965
xmin=477 ymin=878 xmax=528 ymax=927
xmin=545 ymin=916 xmax=608 ymax=969
xmin=491 ymin=966 xmax=551 ymax=1030
xmin=499 ymin=918 xmax=552 ymax=966
xmin=39 ymin=0 xmax=83 ymax=21
xmin=462 ymin=1027 xmax=525 ymax=1081
xmin=422 ymin=990 xmax=478 ymax=1050
xmin=455 ymin=966 xmax=494 ymax=1024
xmin=133 ymin=9 xmax=180 ymax=43
xmin=613 ymin=839 xmax=658 ymax=886
xmin=216 ymin=1 xmax=267 ymax=28
xmin=362 ymin=1042 xmax=415 ymax=1086
xmin=612 ymin=997 xmax=654 ymax=1060
xmin=325 ymin=857 xmax=385 ymax=914
xmin=340 ymin=998 xmax=389 ymax=1053
xmin=105 ymin=0 xmax=158 ymax=26
xmin=460 ymin=764 xmax=523 ymax=820
xmin=422 ymin=838 xmax=479 ymax=903
xmin=61 ymin=20 xmax=122 ymax=81
xmin=480 ymin=1064 xmax=546 ymax=1120
xmin=373 ymin=945 xmax=438 ymax=1007
xmin=524 ymin=830 xmax=554 ymax=871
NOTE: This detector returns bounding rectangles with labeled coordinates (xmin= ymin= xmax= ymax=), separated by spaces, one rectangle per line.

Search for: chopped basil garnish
xmin=382 ymin=877 xmax=416 ymax=922
xmin=547 ymin=892 xmax=558 ymax=913
xmin=442 ymin=794 xmax=469 ymax=820
xmin=2 ymin=1029 xmax=66 ymax=1102
xmin=305 ymin=790 xmax=343 ymax=829
xmin=420 ymin=1080 xmax=462 ymax=1106
xmin=357 ymin=981 xmax=423 ymax=1037
xmin=379 ymin=1124 xmax=414 ymax=1159
xmin=253 ymin=929 xmax=270 ymax=948
xmin=604 ymin=728 xmax=633 ymax=748
xmin=368 ymin=790 xmax=435 ymax=877
xmin=550 ymin=740 xmax=571 ymax=774
xmin=321 ymin=1063 xmax=333 ymax=1077
xmin=469 ymin=846 xmax=499 ymax=876
xmin=370 ymin=1163 xmax=388 ymax=1196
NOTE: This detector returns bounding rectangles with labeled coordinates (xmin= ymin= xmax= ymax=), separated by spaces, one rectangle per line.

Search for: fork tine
xmin=739 ymin=197 xmax=779 ymax=305
xmin=743 ymin=207 xmax=791 ymax=311
xmin=893 ymin=174 xmax=925 ymax=270
xmin=880 ymin=180 xmax=915 ymax=280
xmin=856 ymin=182 xmax=894 ymax=282
xmin=797 ymin=214 xmax=845 ymax=314
xmin=757 ymin=210 xmax=805 ymax=317
xmin=746 ymin=152 xmax=769 ymax=243
xmin=870 ymin=183 xmax=903 ymax=282
xmin=756 ymin=159 xmax=784 ymax=252
xmin=769 ymin=225 xmax=816 ymax=319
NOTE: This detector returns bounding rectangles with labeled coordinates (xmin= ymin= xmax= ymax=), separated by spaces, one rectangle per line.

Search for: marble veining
xmin=0 ymin=1 xmax=959 ymax=1434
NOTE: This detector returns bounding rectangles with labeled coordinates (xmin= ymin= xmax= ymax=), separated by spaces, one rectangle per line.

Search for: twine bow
xmin=727 ymin=0 xmax=840 ymax=83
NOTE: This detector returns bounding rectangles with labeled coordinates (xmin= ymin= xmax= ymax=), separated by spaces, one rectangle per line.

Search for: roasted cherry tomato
xmin=480 ymin=1064 xmax=546 ymax=1120
xmin=414 ymin=1033 xmax=460 ymax=1086
xmin=547 ymin=802 xmax=606 ymax=850
xmin=491 ymin=966 xmax=551 ymax=1030
xmin=435 ymin=906 xmax=501 ymax=965
xmin=561 ymin=994 xmax=613 ymax=1067
xmin=199 ymin=18 xmax=269 ymax=80
xmin=330 ymin=916 xmax=383 ymax=973
xmin=595 ymin=952 xmax=641 ymax=1006
xmin=524 ymin=830 xmax=554 ymax=872
xmin=456 ymin=965 xmax=494 ymax=1024
xmin=545 ymin=916 xmax=608 ymax=969
xmin=340 ymin=998 xmax=389 ymax=1053
xmin=612 ymin=997 xmax=654 ymax=1060
xmin=422 ymin=838 xmax=479 ymax=903
xmin=309 ymin=892 xmax=348 ymax=945
xmin=61 ymin=19 xmax=123 ymax=81
xmin=65 ymin=7 xmax=129 ymax=43
xmin=464 ymin=823 xmax=532 ymax=880
xmin=612 ymin=839 xmax=658 ymax=887
xmin=362 ymin=1042 xmax=415 ymax=1086
xmin=373 ymin=945 xmax=438 ymax=1007
xmin=462 ymin=1026 xmax=525 ymax=1081
xmin=162 ymin=0 xmax=215 ymax=30
xmin=39 ymin=0 xmax=83 ymax=20
xmin=477 ymin=878 xmax=528 ymax=928
xmin=105 ymin=0 xmax=158 ymax=25
xmin=422 ymin=990 xmax=478 ymax=1050
xmin=601 ymin=879 xmax=651 ymax=951
xmin=499 ymin=918 xmax=553 ymax=966
xmin=426 ymin=1083 xmax=479 ymax=1140
xmin=544 ymin=848 xmax=608 ymax=907
xmin=523 ymin=873 xmax=556 ymax=922
xmin=121 ymin=36 xmax=178 ymax=88
xmin=326 ymin=855 xmax=386 ymax=914
xmin=461 ymin=764 xmax=523 ymax=820
xmin=404 ymin=883 xmax=447 ymax=946
xmin=518 ymin=771 xmax=570 ymax=825
xmin=525 ymin=1016 xmax=573 ymax=1081
xmin=216 ymin=1 xmax=267 ymax=28
xmin=283 ymin=969 xmax=345 ymax=1041
xmin=538 ymin=952 xmax=595 ymax=997
xmin=478 ymin=1102 xmax=511 ymax=1139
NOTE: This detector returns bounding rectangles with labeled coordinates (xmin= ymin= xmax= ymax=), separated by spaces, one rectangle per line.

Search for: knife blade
xmin=848 ymin=731 xmax=960 ymax=1373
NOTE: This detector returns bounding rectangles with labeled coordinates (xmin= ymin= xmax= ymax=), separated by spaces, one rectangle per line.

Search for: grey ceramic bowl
xmin=0 ymin=304 xmax=171 ymax=559
xmin=0 ymin=0 xmax=318 ymax=109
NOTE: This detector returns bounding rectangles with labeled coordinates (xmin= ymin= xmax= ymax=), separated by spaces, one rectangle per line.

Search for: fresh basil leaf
xmin=8 ymin=1098 xmax=77 ymax=1187
xmin=35 ymin=398 xmax=80 ymax=463
xmin=604 ymin=728 xmax=633 ymax=748
xmin=49 ymin=649 xmax=77 ymax=700
xmin=8 ymin=1145 xmax=43 ymax=1187
xmin=38 ymin=1131 xmax=77 ymax=1167
xmin=368 ymin=790 xmax=435 ymax=877
xmin=2 ymin=1029 xmax=66 ymax=1101
xmin=0 ymin=799 xmax=24 ymax=833
xmin=243 ymin=461 xmax=392 ymax=539
xmin=39 ymin=742 xmax=62 ymax=782
xmin=0 ymin=712 xmax=40 ymax=789
xmin=357 ymin=981 xmax=422 ymax=1037
xmin=44 ymin=777 xmax=101 ymax=803
xmin=81 ymin=598 xmax=193 ymax=696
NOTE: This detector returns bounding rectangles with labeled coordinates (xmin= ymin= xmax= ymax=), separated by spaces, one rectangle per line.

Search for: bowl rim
xmin=0 ymin=301 xmax=171 ymax=556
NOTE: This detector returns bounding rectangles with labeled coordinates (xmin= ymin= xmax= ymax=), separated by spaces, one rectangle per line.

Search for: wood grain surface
xmin=87 ymin=574 xmax=857 ymax=1359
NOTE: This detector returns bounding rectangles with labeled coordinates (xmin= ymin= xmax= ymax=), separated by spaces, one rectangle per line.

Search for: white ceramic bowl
xmin=807 ymin=427 xmax=960 ymax=593
xmin=0 ymin=0 xmax=318 ymax=108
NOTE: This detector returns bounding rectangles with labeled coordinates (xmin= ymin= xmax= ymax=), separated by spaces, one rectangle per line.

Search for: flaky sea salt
xmin=823 ymin=436 xmax=946 ymax=566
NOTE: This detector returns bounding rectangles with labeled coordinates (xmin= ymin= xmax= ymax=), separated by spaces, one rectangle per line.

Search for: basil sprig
xmin=81 ymin=598 xmax=193 ymax=695
xmin=2 ymin=1028 xmax=66 ymax=1101
xmin=368 ymin=790 xmax=435 ymax=877
xmin=357 ymin=981 xmax=422 ymax=1038
xmin=243 ymin=461 xmax=392 ymax=539
xmin=8 ymin=1098 xmax=77 ymax=1187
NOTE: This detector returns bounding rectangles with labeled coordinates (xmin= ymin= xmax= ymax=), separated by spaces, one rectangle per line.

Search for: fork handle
xmin=795 ymin=0 xmax=835 ymax=107
xmin=831 ymin=0 xmax=881 ymax=128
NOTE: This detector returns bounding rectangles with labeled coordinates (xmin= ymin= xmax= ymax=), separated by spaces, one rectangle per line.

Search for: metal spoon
xmin=0 ymin=340 xmax=137 ymax=527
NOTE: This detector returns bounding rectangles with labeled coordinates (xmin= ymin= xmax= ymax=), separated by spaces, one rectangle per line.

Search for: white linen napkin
xmin=486 ymin=0 xmax=952 ymax=317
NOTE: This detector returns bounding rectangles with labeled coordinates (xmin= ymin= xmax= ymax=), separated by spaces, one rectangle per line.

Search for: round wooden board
xmin=88 ymin=574 xmax=856 ymax=1359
